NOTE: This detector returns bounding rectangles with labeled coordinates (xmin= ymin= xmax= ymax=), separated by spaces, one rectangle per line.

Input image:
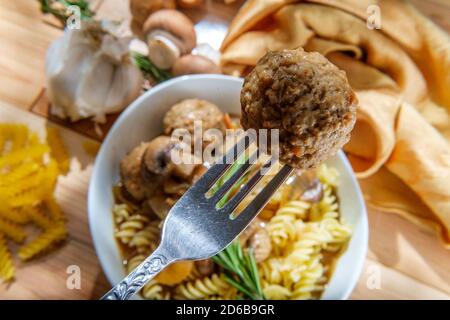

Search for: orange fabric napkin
xmin=220 ymin=0 xmax=450 ymax=247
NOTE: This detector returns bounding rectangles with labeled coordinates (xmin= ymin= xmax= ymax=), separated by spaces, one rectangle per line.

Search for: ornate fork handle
xmin=102 ymin=246 xmax=173 ymax=300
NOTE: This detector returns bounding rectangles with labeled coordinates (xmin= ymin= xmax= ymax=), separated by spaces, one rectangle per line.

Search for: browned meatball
xmin=240 ymin=48 xmax=357 ymax=169
xmin=163 ymin=99 xmax=224 ymax=135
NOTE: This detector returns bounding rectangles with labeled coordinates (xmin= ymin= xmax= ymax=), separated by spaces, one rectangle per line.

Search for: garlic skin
xmin=45 ymin=21 xmax=143 ymax=123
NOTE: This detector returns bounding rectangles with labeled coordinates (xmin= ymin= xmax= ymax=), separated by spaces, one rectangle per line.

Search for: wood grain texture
xmin=0 ymin=0 xmax=449 ymax=300
xmin=0 ymin=0 xmax=61 ymax=110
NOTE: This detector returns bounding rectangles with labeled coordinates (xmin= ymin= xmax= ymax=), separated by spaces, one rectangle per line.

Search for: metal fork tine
xmin=211 ymin=150 xmax=258 ymax=203
xmin=235 ymin=164 xmax=294 ymax=225
xmin=220 ymin=155 xmax=275 ymax=213
xmin=190 ymin=134 xmax=254 ymax=193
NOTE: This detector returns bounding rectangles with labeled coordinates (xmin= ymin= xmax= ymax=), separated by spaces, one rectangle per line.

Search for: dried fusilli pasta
xmin=0 ymin=217 xmax=26 ymax=243
xmin=46 ymin=127 xmax=70 ymax=174
xmin=0 ymin=233 xmax=15 ymax=281
xmin=0 ymin=123 xmax=69 ymax=280
xmin=18 ymin=223 xmax=67 ymax=261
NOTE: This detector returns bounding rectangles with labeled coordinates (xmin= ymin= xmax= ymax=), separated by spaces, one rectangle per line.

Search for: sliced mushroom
xmin=172 ymin=160 xmax=199 ymax=180
xmin=120 ymin=142 xmax=153 ymax=201
xmin=143 ymin=10 xmax=196 ymax=70
xmin=142 ymin=136 xmax=178 ymax=178
xmin=195 ymin=259 xmax=215 ymax=276
xmin=248 ymin=228 xmax=272 ymax=263
xmin=172 ymin=54 xmax=221 ymax=76
xmin=146 ymin=194 xmax=172 ymax=220
xmin=289 ymin=170 xmax=324 ymax=203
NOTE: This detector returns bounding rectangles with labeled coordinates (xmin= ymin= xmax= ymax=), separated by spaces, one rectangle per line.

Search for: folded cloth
xmin=220 ymin=0 xmax=450 ymax=247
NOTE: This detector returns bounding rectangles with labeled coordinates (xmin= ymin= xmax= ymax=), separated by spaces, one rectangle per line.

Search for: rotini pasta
xmin=0 ymin=207 xmax=30 ymax=224
xmin=18 ymin=222 xmax=67 ymax=261
xmin=0 ymin=123 xmax=69 ymax=279
xmin=142 ymin=280 xmax=168 ymax=300
xmin=0 ymin=217 xmax=26 ymax=243
xmin=0 ymin=162 xmax=40 ymax=187
xmin=24 ymin=205 xmax=53 ymax=230
xmin=175 ymin=274 xmax=231 ymax=300
xmin=0 ymin=144 xmax=49 ymax=169
xmin=46 ymin=127 xmax=70 ymax=174
xmin=0 ymin=233 xmax=15 ymax=281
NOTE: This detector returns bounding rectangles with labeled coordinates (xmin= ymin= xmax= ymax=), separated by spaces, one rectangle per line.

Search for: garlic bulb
xmin=45 ymin=21 xmax=143 ymax=123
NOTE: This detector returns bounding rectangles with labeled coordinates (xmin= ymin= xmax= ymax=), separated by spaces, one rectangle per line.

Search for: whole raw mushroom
xmin=129 ymin=0 xmax=177 ymax=37
xmin=143 ymin=10 xmax=196 ymax=70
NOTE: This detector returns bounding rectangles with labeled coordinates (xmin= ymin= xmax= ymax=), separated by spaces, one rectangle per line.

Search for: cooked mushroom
xmin=195 ymin=259 xmax=215 ymax=276
xmin=129 ymin=0 xmax=177 ymax=37
xmin=172 ymin=54 xmax=221 ymax=76
xmin=142 ymin=135 xmax=199 ymax=183
xmin=120 ymin=142 xmax=154 ymax=201
xmin=142 ymin=136 xmax=179 ymax=178
xmin=143 ymin=10 xmax=196 ymax=70
xmin=163 ymin=177 xmax=190 ymax=196
xmin=248 ymin=228 xmax=272 ymax=263
xmin=289 ymin=170 xmax=324 ymax=203
xmin=177 ymin=0 xmax=203 ymax=8
xmin=239 ymin=217 xmax=265 ymax=244
xmin=146 ymin=194 xmax=172 ymax=220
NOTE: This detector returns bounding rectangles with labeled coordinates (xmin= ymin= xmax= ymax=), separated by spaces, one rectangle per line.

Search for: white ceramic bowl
xmin=88 ymin=74 xmax=368 ymax=300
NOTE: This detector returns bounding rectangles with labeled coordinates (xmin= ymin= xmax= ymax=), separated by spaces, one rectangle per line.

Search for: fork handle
xmin=101 ymin=245 xmax=174 ymax=300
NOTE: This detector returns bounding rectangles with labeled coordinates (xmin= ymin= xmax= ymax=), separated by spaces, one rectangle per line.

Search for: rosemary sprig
xmin=132 ymin=51 xmax=172 ymax=84
xmin=212 ymin=241 xmax=265 ymax=300
xmin=39 ymin=0 xmax=95 ymax=25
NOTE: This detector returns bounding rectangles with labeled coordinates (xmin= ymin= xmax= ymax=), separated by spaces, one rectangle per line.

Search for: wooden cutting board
xmin=0 ymin=0 xmax=449 ymax=300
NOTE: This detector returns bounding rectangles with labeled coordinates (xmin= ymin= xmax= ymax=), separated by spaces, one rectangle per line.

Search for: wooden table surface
xmin=0 ymin=0 xmax=449 ymax=300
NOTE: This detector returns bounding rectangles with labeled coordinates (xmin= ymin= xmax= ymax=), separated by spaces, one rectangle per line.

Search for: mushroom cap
xmin=142 ymin=136 xmax=179 ymax=178
xmin=177 ymin=0 xmax=203 ymax=8
xmin=143 ymin=9 xmax=196 ymax=55
xmin=172 ymin=54 xmax=221 ymax=76
xmin=130 ymin=0 xmax=177 ymax=37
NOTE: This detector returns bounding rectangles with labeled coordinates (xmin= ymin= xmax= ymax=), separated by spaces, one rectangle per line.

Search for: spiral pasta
xmin=175 ymin=273 xmax=231 ymax=300
xmin=0 ymin=233 xmax=15 ymax=281
xmin=24 ymin=205 xmax=53 ymax=230
xmin=0 ymin=217 xmax=26 ymax=244
xmin=0 ymin=123 xmax=69 ymax=279
xmin=266 ymin=200 xmax=310 ymax=250
xmin=142 ymin=280 xmax=168 ymax=300
xmin=46 ymin=127 xmax=70 ymax=174
xmin=18 ymin=223 xmax=67 ymax=261
xmin=0 ymin=207 xmax=30 ymax=224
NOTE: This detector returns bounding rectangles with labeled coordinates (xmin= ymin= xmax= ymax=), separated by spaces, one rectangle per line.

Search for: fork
xmin=102 ymin=135 xmax=294 ymax=300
